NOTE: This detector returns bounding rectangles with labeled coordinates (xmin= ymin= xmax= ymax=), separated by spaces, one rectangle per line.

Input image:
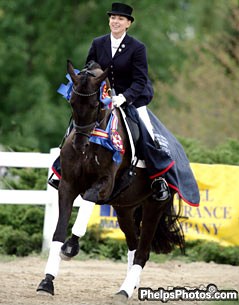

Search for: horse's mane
xmin=80 ymin=61 xmax=102 ymax=86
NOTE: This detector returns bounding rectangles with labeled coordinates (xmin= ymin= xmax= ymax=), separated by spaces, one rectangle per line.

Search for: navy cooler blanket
xmin=147 ymin=109 xmax=200 ymax=206
xmin=125 ymin=105 xmax=200 ymax=207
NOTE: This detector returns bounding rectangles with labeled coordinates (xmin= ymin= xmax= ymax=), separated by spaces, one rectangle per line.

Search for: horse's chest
xmin=73 ymin=152 xmax=105 ymax=176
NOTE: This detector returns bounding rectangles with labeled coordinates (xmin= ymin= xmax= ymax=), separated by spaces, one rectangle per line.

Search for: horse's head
xmin=67 ymin=60 xmax=108 ymax=152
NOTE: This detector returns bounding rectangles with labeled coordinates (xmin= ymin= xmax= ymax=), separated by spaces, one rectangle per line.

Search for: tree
xmin=152 ymin=1 xmax=239 ymax=148
xmin=0 ymin=0 xmax=238 ymax=151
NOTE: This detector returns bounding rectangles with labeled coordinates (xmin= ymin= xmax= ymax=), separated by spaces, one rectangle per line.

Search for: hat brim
xmin=107 ymin=11 xmax=134 ymax=22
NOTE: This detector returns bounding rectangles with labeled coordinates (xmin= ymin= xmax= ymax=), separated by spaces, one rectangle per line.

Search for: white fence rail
xmin=0 ymin=148 xmax=81 ymax=251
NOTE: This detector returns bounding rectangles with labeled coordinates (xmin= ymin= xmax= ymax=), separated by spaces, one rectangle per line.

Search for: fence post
xmin=42 ymin=147 xmax=60 ymax=252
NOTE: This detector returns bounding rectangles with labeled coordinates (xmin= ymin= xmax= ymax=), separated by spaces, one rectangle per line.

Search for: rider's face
xmin=109 ymin=15 xmax=131 ymax=38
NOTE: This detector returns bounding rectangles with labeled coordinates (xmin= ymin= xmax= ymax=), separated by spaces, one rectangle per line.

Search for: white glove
xmin=112 ymin=94 xmax=126 ymax=108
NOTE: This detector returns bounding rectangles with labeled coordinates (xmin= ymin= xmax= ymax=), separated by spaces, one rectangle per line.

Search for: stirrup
xmin=151 ymin=177 xmax=170 ymax=201
xmin=48 ymin=173 xmax=60 ymax=190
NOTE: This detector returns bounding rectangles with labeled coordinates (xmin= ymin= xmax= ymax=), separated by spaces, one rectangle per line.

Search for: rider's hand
xmin=112 ymin=94 xmax=126 ymax=108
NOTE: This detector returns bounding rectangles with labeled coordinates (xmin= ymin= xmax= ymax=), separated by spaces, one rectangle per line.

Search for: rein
xmin=73 ymin=111 xmax=108 ymax=139
xmin=73 ymin=120 xmax=96 ymax=138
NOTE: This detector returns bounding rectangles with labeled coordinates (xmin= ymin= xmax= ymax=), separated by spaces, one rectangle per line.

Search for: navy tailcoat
xmin=86 ymin=33 xmax=154 ymax=108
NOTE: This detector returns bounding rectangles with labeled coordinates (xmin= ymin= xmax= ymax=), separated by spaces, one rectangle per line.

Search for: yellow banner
xmin=88 ymin=163 xmax=239 ymax=245
xmin=176 ymin=163 xmax=239 ymax=246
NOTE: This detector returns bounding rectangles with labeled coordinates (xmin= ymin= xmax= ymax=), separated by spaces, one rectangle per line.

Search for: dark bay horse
xmin=37 ymin=60 xmax=184 ymax=302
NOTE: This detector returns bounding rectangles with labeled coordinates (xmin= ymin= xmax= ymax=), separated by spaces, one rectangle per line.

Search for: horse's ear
xmin=67 ymin=59 xmax=78 ymax=84
xmin=94 ymin=68 xmax=109 ymax=86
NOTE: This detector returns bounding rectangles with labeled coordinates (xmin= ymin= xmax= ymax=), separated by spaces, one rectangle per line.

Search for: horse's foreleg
xmin=60 ymin=199 xmax=95 ymax=260
xmin=61 ymin=177 xmax=115 ymax=260
xmin=37 ymin=182 xmax=77 ymax=296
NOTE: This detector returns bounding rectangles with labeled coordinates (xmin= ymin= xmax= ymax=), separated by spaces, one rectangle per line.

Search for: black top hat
xmin=107 ymin=2 xmax=134 ymax=22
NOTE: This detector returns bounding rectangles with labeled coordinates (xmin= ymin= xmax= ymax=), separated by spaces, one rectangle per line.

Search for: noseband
xmin=72 ymin=86 xmax=99 ymax=97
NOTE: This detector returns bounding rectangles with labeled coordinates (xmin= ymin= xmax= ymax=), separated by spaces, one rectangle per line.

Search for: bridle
xmin=72 ymin=86 xmax=99 ymax=97
xmin=70 ymin=72 xmax=106 ymax=141
xmin=72 ymin=120 xmax=97 ymax=139
xmin=71 ymin=69 xmax=98 ymax=97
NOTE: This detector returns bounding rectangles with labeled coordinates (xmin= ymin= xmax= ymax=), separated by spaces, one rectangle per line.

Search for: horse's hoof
xmin=60 ymin=251 xmax=72 ymax=261
xmin=61 ymin=238 xmax=80 ymax=258
xmin=113 ymin=290 xmax=128 ymax=305
xmin=36 ymin=290 xmax=53 ymax=297
xmin=60 ymin=239 xmax=80 ymax=260
xmin=36 ymin=278 xmax=54 ymax=296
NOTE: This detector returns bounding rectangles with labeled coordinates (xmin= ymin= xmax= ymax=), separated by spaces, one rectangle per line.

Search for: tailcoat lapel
xmin=103 ymin=34 xmax=112 ymax=60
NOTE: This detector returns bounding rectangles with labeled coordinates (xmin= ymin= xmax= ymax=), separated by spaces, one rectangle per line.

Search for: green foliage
xmin=178 ymin=138 xmax=239 ymax=165
xmin=153 ymin=2 xmax=239 ymax=148
xmin=78 ymin=228 xmax=239 ymax=266
xmin=97 ymin=238 xmax=127 ymax=261
xmin=0 ymin=205 xmax=44 ymax=256
xmin=1 ymin=211 xmax=239 ymax=266
xmin=1 ymin=228 xmax=42 ymax=256
xmin=79 ymin=224 xmax=127 ymax=260
xmin=2 ymin=168 xmax=48 ymax=190
xmin=210 ymin=140 xmax=239 ymax=165
xmin=79 ymin=224 xmax=105 ymax=255
xmin=184 ymin=240 xmax=239 ymax=266
xmin=0 ymin=0 xmax=238 ymax=151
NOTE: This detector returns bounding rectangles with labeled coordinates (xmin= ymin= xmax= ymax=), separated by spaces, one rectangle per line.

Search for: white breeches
xmin=136 ymin=106 xmax=154 ymax=140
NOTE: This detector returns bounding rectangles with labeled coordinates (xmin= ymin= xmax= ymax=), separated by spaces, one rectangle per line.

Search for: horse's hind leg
xmin=134 ymin=200 xmax=166 ymax=267
xmin=113 ymin=206 xmax=140 ymax=301
xmin=116 ymin=200 xmax=166 ymax=299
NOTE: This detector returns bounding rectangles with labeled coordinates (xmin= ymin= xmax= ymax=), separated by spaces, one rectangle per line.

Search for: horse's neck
xmin=98 ymin=109 xmax=112 ymax=130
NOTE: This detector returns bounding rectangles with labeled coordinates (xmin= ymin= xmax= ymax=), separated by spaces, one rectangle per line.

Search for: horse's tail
xmin=151 ymin=198 xmax=185 ymax=254
xmin=134 ymin=197 xmax=185 ymax=254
